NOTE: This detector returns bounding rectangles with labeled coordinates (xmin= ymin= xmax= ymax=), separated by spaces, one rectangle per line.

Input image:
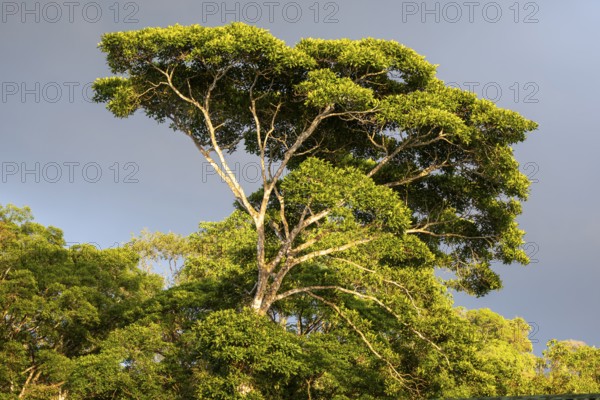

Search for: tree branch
xmin=154 ymin=64 xmax=257 ymax=219
xmin=330 ymin=257 xmax=422 ymax=316
xmin=304 ymin=291 xmax=411 ymax=386
xmin=275 ymin=285 xmax=449 ymax=366
xmin=384 ymin=159 xmax=450 ymax=188
xmin=288 ymin=237 xmax=375 ymax=268
xmin=367 ymin=129 xmax=447 ymax=178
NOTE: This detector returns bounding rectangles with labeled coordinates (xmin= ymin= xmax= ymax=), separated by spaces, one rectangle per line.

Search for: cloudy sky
xmin=1 ymin=0 xmax=598 ymax=354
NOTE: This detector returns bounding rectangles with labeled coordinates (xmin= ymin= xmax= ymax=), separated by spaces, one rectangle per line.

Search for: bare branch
xmin=266 ymin=204 xmax=329 ymax=271
xmin=273 ymin=185 xmax=290 ymax=240
xmin=367 ymin=129 xmax=448 ymax=178
xmin=269 ymin=106 xmax=334 ymax=186
xmin=289 ymin=235 xmax=325 ymax=255
xmin=288 ymin=237 xmax=375 ymax=268
xmin=155 ymin=64 xmax=257 ymax=219
xmin=384 ymin=160 xmax=450 ymax=188
xmin=405 ymin=229 xmax=496 ymax=242
xmin=168 ymin=116 xmax=257 ymax=217
xmin=249 ymin=75 xmax=268 ymax=187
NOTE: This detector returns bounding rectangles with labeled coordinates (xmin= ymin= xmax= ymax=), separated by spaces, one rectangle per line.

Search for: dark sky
xmin=1 ymin=0 xmax=597 ymax=354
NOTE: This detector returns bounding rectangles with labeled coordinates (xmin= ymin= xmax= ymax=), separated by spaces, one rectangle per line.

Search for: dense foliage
xmin=4 ymin=22 xmax=583 ymax=400
xmin=2 ymin=204 xmax=600 ymax=399
xmin=0 ymin=204 xmax=162 ymax=399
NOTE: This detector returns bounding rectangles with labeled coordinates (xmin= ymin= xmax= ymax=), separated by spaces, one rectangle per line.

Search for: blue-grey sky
xmin=1 ymin=0 xmax=597 ymax=354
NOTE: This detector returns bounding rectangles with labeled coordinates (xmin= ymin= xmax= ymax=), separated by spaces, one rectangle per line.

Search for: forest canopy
xmin=3 ymin=203 xmax=600 ymax=399
xmin=6 ymin=23 xmax=590 ymax=400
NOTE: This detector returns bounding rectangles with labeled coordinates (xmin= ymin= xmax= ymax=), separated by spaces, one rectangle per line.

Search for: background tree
xmin=128 ymin=229 xmax=191 ymax=285
xmin=531 ymin=339 xmax=600 ymax=394
xmin=67 ymin=323 xmax=175 ymax=400
xmin=457 ymin=308 xmax=538 ymax=397
xmin=0 ymin=204 xmax=163 ymax=399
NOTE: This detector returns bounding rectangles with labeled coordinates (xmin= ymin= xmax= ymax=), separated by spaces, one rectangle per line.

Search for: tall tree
xmin=93 ymin=22 xmax=536 ymax=305
xmin=93 ymin=23 xmax=537 ymax=394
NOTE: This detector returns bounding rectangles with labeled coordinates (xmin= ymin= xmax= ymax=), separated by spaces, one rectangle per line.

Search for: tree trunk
xmin=251 ymin=221 xmax=269 ymax=315
xmin=251 ymin=270 xmax=269 ymax=315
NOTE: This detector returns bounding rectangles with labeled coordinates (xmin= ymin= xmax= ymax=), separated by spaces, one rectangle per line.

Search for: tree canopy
xmin=93 ymin=22 xmax=537 ymax=308
xmin=0 ymin=21 xmax=557 ymax=400
xmin=88 ymin=22 xmax=541 ymax=397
